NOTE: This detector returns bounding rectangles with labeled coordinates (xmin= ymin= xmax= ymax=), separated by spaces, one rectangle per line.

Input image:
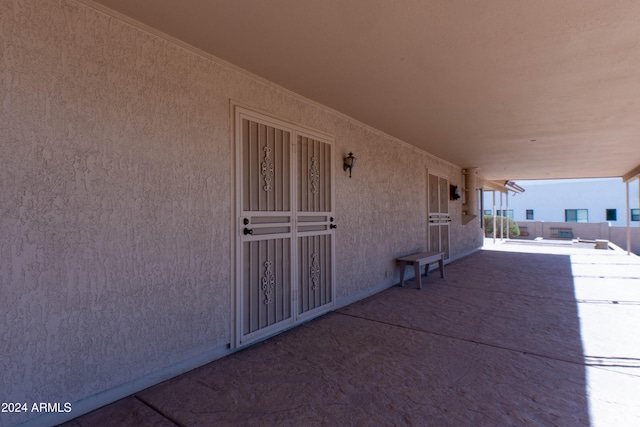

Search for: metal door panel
xmin=296 ymin=134 xmax=334 ymax=318
xmin=242 ymin=238 xmax=292 ymax=336
xmin=428 ymin=172 xmax=451 ymax=261
xmin=241 ymin=118 xmax=291 ymax=212
xmin=298 ymin=233 xmax=333 ymax=316
xmin=298 ymin=135 xmax=332 ymax=212
xmin=440 ymin=225 xmax=450 ymax=260
xmin=236 ymin=108 xmax=335 ymax=346
xmin=238 ymin=112 xmax=294 ymax=345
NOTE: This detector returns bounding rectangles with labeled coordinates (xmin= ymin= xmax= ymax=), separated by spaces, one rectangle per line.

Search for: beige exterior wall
xmin=609 ymin=227 xmax=640 ymax=255
xmin=0 ymin=1 xmax=483 ymax=424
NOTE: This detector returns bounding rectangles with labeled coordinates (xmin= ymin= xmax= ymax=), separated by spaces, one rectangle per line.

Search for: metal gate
xmin=428 ymin=171 xmax=450 ymax=260
xmin=235 ymin=107 xmax=335 ymax=346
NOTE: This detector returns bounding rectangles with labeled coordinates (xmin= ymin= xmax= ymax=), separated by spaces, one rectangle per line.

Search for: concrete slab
xmin=61 ymin=396 xmax=175 ymax=427
xmin=61 ymin=242 xmax=640 ymax=426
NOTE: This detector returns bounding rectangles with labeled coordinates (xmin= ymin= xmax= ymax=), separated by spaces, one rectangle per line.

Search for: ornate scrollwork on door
xmin=310 ymin=253 xmax=320 ymax=291
xmin=261 ymin=261 xmax=275 ymax=304
xmin=309 ymin=157 xmax=320 ymax=194
xmin=261 ymin=146 xmax=274 ymax=192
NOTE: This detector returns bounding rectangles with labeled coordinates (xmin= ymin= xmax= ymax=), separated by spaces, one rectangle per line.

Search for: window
xmin=632 ymin=209 xmax=640 ymax=222
xmin=484 ymin=209 xmax=513 ymax=219
xmin=484 ymin=209 xmax=513 ymax=218
xmin=495 ymin=209 xmax=514 ymax=218
xmin=526 ymin=209 xmax=534 ymax=220
xmin=565 ymin=209 xmax=588 ymax=223
xmin=606 ymin=209 xmax=617 ymax=221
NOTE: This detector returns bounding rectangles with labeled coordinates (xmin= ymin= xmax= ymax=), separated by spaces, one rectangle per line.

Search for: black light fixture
xmin=449 ymin=184 xmax=460 ymax=200
xmin=343 ymin=152 xmax=356 ymax=178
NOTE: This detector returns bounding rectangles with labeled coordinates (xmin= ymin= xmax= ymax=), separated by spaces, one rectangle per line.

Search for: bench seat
xmin=396 ymin=251 xmax=445 ymax=290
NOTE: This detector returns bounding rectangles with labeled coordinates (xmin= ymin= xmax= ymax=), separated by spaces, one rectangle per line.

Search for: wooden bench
xmin=396 ymin=251 xmax=445 ymax=290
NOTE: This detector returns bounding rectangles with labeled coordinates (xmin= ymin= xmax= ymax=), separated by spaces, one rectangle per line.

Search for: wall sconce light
xmin=343 ymin=152 xmax=356 ymax=178
xmin=449 ymin=184 xmax=460 ymax=201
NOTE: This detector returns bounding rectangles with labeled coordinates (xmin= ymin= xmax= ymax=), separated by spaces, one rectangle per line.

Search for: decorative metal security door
xmin=236 ymin=108 xmax=334 ymax=346
xmin=296 ymin=134 xmax=334 ymax=319
xmin=428 ymin=172 xmax=451 ymax=260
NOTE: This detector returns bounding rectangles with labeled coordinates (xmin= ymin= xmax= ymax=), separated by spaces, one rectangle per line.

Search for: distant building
xmin=482 ymin=178 xmax=640 ymax=227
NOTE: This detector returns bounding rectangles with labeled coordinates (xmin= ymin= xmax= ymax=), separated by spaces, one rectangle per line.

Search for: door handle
xmin=243 ymin=227 xmax=253 ymax=235
xmin=330 ymin=224 xmax=337 ymax=229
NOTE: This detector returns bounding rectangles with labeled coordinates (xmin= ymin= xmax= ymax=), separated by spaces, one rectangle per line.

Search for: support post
xmin=492 ymin=191 xmax=496 ymax=244
xmin=499 ymin=191 xmax=504 ymax=241
xmin=627 ymin=181 xmax=631 ymax=255
xmin=506 ymin=191 xmax=510 ymax=239
xmin=480 ymin=189 xmax=484 ymax=228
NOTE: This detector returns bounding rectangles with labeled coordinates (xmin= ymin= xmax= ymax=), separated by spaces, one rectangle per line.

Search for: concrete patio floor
xmin=62 ymin=240 xmax=640 ymax=426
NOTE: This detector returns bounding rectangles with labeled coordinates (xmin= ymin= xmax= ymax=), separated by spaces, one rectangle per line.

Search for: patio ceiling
xmin=84 ymin=0 xmax=640 ymax=181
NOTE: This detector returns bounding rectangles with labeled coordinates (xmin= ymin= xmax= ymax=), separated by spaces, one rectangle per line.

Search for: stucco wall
xmin=332 ymin=123 xmax=482 ymax=302
xmin=609 ymin=227 xmax=640 ymax=255
xmin=0 ymin=1 xmax=483 ymax=425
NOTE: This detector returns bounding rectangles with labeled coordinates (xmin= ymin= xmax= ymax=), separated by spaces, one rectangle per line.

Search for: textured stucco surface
xmin=1 ymin=2 xmax=232 ymax=424
xmin=0 ymin=1 xmax=482 ymax=425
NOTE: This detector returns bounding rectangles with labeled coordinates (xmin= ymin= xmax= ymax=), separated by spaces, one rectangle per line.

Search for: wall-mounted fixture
xmin=343 ymin=152 xmax=356 ymax=178
xmin=449 ymin=184 xmax=460 ymax=201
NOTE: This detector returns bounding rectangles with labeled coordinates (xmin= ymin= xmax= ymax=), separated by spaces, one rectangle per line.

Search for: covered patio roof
xmin=62 ymin=241 xmax=640 ymax=426
xmin=82 ymin=0 xmax=640 ymax=182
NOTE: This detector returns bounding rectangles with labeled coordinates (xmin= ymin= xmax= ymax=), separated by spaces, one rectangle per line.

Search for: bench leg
xmin=413 ymin=262 xmax=422 ymax=290
xmin=399 ymin=262 xmax=406 ymax=287
xmin=439 ymin=257 xmax=445 ymax=278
